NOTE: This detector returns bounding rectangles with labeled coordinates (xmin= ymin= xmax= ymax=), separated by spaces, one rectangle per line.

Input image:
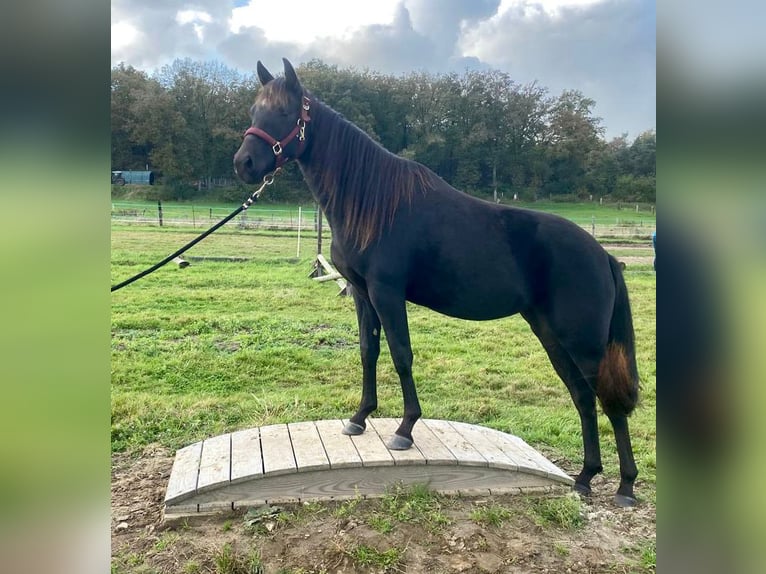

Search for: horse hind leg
xmin=598 ymin=344 xmax=639 ymax=506
xmin=550 ymin=348 xmax=605 ymax=496
xmin=606 ymin=410 xmax=638 ymax=507
xmin=564 ymin=342 xmax=639 ymax=507
xmin=523 ymin=314 xmax=604 ymax=497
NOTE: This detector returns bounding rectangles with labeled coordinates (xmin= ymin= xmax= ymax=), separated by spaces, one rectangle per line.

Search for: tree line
xmin=112 ymin=58 xmax=655 ymax=203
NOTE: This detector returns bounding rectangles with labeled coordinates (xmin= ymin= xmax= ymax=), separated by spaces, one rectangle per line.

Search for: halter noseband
xmin=243 ymin=95 xmax=312 ymax=169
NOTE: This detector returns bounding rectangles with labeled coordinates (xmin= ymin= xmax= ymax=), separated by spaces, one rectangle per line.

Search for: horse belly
xmin=407 ymin=269 xmax=527 ymax=321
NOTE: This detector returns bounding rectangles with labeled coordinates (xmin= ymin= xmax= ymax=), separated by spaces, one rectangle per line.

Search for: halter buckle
xmin=297 ymin=118 xmax=306 ymax=141
xmin=272 ymin=141 xmax=282 ymax=155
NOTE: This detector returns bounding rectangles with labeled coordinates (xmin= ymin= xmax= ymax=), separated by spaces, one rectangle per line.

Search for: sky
xmin=111 ymin=0 xmax=656 ymax=139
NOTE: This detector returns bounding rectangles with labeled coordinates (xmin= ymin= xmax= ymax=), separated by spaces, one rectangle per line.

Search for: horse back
xmin=333 ymin=180 xmax=613 ymax=323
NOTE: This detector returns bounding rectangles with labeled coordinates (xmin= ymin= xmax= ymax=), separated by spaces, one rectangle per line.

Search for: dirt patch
xmin=112 ymin=446 xmax=655 ymax=573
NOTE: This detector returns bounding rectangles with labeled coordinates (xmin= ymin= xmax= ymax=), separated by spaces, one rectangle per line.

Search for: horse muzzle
xmin=233 ymin=147 xmax=257 ymax=184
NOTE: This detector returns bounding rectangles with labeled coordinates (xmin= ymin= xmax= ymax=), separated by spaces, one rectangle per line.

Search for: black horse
xmin=234 ymin=59 xmax=640 ymax=507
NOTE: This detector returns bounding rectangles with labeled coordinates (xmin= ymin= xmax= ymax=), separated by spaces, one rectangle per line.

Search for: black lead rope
xmin=111 ymin=172 xmax=277 ymax=293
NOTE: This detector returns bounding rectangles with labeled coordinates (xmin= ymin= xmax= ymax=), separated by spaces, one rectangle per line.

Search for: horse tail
xmin=597 ymin=256 xmax=640 ymax=417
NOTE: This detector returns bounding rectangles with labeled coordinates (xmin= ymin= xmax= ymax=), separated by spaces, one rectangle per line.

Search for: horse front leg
xmin=342 ymin=289 xmax=381 ymax=436
xmin=368 ymin=287 xmax=421 ymax=450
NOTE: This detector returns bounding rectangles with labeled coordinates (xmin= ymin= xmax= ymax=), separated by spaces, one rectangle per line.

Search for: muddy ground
xmin=111 ymin=445 xmax=655 ymax=573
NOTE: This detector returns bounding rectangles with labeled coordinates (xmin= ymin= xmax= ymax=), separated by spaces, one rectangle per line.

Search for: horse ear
xmin=283 ymin=58 xmax=301 ymax=91
xmin=256 ymin=61 xmax=274 ymax=86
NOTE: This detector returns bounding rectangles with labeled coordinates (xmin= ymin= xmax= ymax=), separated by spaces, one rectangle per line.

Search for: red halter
xmin=243 ymin=95 xmax=312 ymax=169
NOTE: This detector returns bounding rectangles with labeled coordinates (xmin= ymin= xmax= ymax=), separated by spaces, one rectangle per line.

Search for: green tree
xmin=543 ymin=90 xmax=604 ymax=197
xmin=156 ymin=59 xmax=255 ymax=194
xmin=110 ymin=64 xmax=153 ymax=170
xmin=111 ymin=57 xmax=654 ymax=204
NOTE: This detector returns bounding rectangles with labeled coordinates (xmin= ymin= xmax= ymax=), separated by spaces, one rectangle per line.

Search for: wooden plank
xmin=314 ymin=419 xmax=362 ymax=469
xmin=422 ymin=420 xmax=486 ymax=466
xmin=163 ymin=503 xmax=200 ymax=522
xmin=342 ymin=419 xmax=394 ymax=468
xmin=164 ymin=419 xmax=576 ymax=520
xmin=197 ymin=501 xmax=233 ymax=513
xmin=165 ymin=441 xmax=202 ymax=503
xmin=184 ymin=463 xmax=555 ymax=508
xmin=288 ymin=421 xmax=331 ymax=472
xmin=231 ymin=428 xmax=263 ymax=483
xmin=315 ymin=254 xmax=348 ymax=290
xmin=469 ymin=426 xmax=570 ymax=481
xmin=313 ymin=272 xmax=343 ymax=283
xmin=405 ymin=419 xmax=457 ymax=464
xmin=367 ymin=418 xmax=426 ymax=465
xmin=260 ymin=424 xmax=297 ymax=476
xmin=467 ymin=425 xmax=543 ymax=474
xmin=446 ymin=421 xmax=518 ymax=471
xmin=506 ymin=434 xmax=572 ymax=481
xmin=197 ymin=433 xmax=231 ymax=492
xmin=315 ymin=254 xmax=335 ymax=275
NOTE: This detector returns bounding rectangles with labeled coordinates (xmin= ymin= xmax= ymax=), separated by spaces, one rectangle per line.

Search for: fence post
xmin=157 ymin=200 xmax=163 ymax=227
xmin=297 ymin=206 xmax=302 ymax=258
xmin=317 ymin=204 xmax=323 ymax=255
xmin=591 ymin=215 xmax=595 ymax=237
xmin=192 ymin=206 xmax=196 ymax=228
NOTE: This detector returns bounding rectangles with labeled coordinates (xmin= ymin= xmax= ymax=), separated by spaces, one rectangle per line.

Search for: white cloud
xmin=229 ymin=0 xmax=401 ymax=45
xmin=497 ymin=0 xmax=608 ymax=18
xmin=110 ymin=0 xmax=655 ymax=137
xmin=175 ymin=10 xmax=212 ymax=42
xmin=111 ymin=21 xmax=139 ymax=52
xmin=458 ymin=0 xmax=655 ymax=138
xmin=176 ymin=10 xmax=212 ymax=25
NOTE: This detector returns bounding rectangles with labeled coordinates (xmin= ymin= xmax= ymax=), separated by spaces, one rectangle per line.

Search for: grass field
xmin=111 ymin=221 xmax=656 ymax=502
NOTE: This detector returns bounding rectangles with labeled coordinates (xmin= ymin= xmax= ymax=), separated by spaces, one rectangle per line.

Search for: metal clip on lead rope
xmin=242 ymin=170 xmax=278 ymax=210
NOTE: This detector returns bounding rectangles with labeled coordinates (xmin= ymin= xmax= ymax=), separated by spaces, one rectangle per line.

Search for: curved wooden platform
xmin=164 ymin=418 xmax=574 ymax=518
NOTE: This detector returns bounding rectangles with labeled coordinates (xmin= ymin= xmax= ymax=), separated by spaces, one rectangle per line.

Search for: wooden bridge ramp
xmin=164 ymin=418 xmax=574 ymax=519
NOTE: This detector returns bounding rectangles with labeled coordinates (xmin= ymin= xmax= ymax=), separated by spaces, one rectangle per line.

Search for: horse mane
xmin=304 ymin=95 xmax=435 ymax=250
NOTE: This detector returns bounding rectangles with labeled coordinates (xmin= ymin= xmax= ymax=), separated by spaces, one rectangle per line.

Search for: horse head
xmin=234 ymin=58 xmax=310 ymax=184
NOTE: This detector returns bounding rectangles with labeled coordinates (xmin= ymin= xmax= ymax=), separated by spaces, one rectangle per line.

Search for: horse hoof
xmin=387 ymin=434 xmax=413 ymax=450
xmin=342 ymin=422 xmax=365 ymax=436
xmin=614 ymin=494 xmax=637 ymax=508
xmin=573 ymin=483 xmax=591 ymax=497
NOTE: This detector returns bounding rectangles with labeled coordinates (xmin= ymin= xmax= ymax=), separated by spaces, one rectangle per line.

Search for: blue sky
xmin=111 ymin=0 xmax=656 ymax=139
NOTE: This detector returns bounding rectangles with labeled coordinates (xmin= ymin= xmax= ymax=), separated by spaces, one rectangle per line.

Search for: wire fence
xmin=111 ymin=201 xmax=655 ymax=240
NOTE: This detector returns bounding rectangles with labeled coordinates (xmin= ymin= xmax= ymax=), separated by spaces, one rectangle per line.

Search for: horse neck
xmin=297 ymin=99 xmax=430 ymax=251
xmin=297 ymin=102 xmax=367 ymax=230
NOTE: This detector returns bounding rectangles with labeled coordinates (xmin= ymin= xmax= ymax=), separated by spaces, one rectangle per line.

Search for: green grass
xmin=375 ymin=483 xmax=451 ymax=531
xmin=153 ymin=532 xmax=179 ymax=551
xmin=213 ymin=543 xmax=263 ymax=574
xmin=470 ymin=503 xmax=513 ymax=527
xmin=515 ymin=199 xmax=655 ymax=226
xmin=111 ymin=223 xmax=656 ymax=497
xmin=639 ymin=540 xmax=656 ymax=571
xmin=348 ymin=544 xmax=404 ymax=571
xmin=527 ymin=494 xmax=584 ymax=530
